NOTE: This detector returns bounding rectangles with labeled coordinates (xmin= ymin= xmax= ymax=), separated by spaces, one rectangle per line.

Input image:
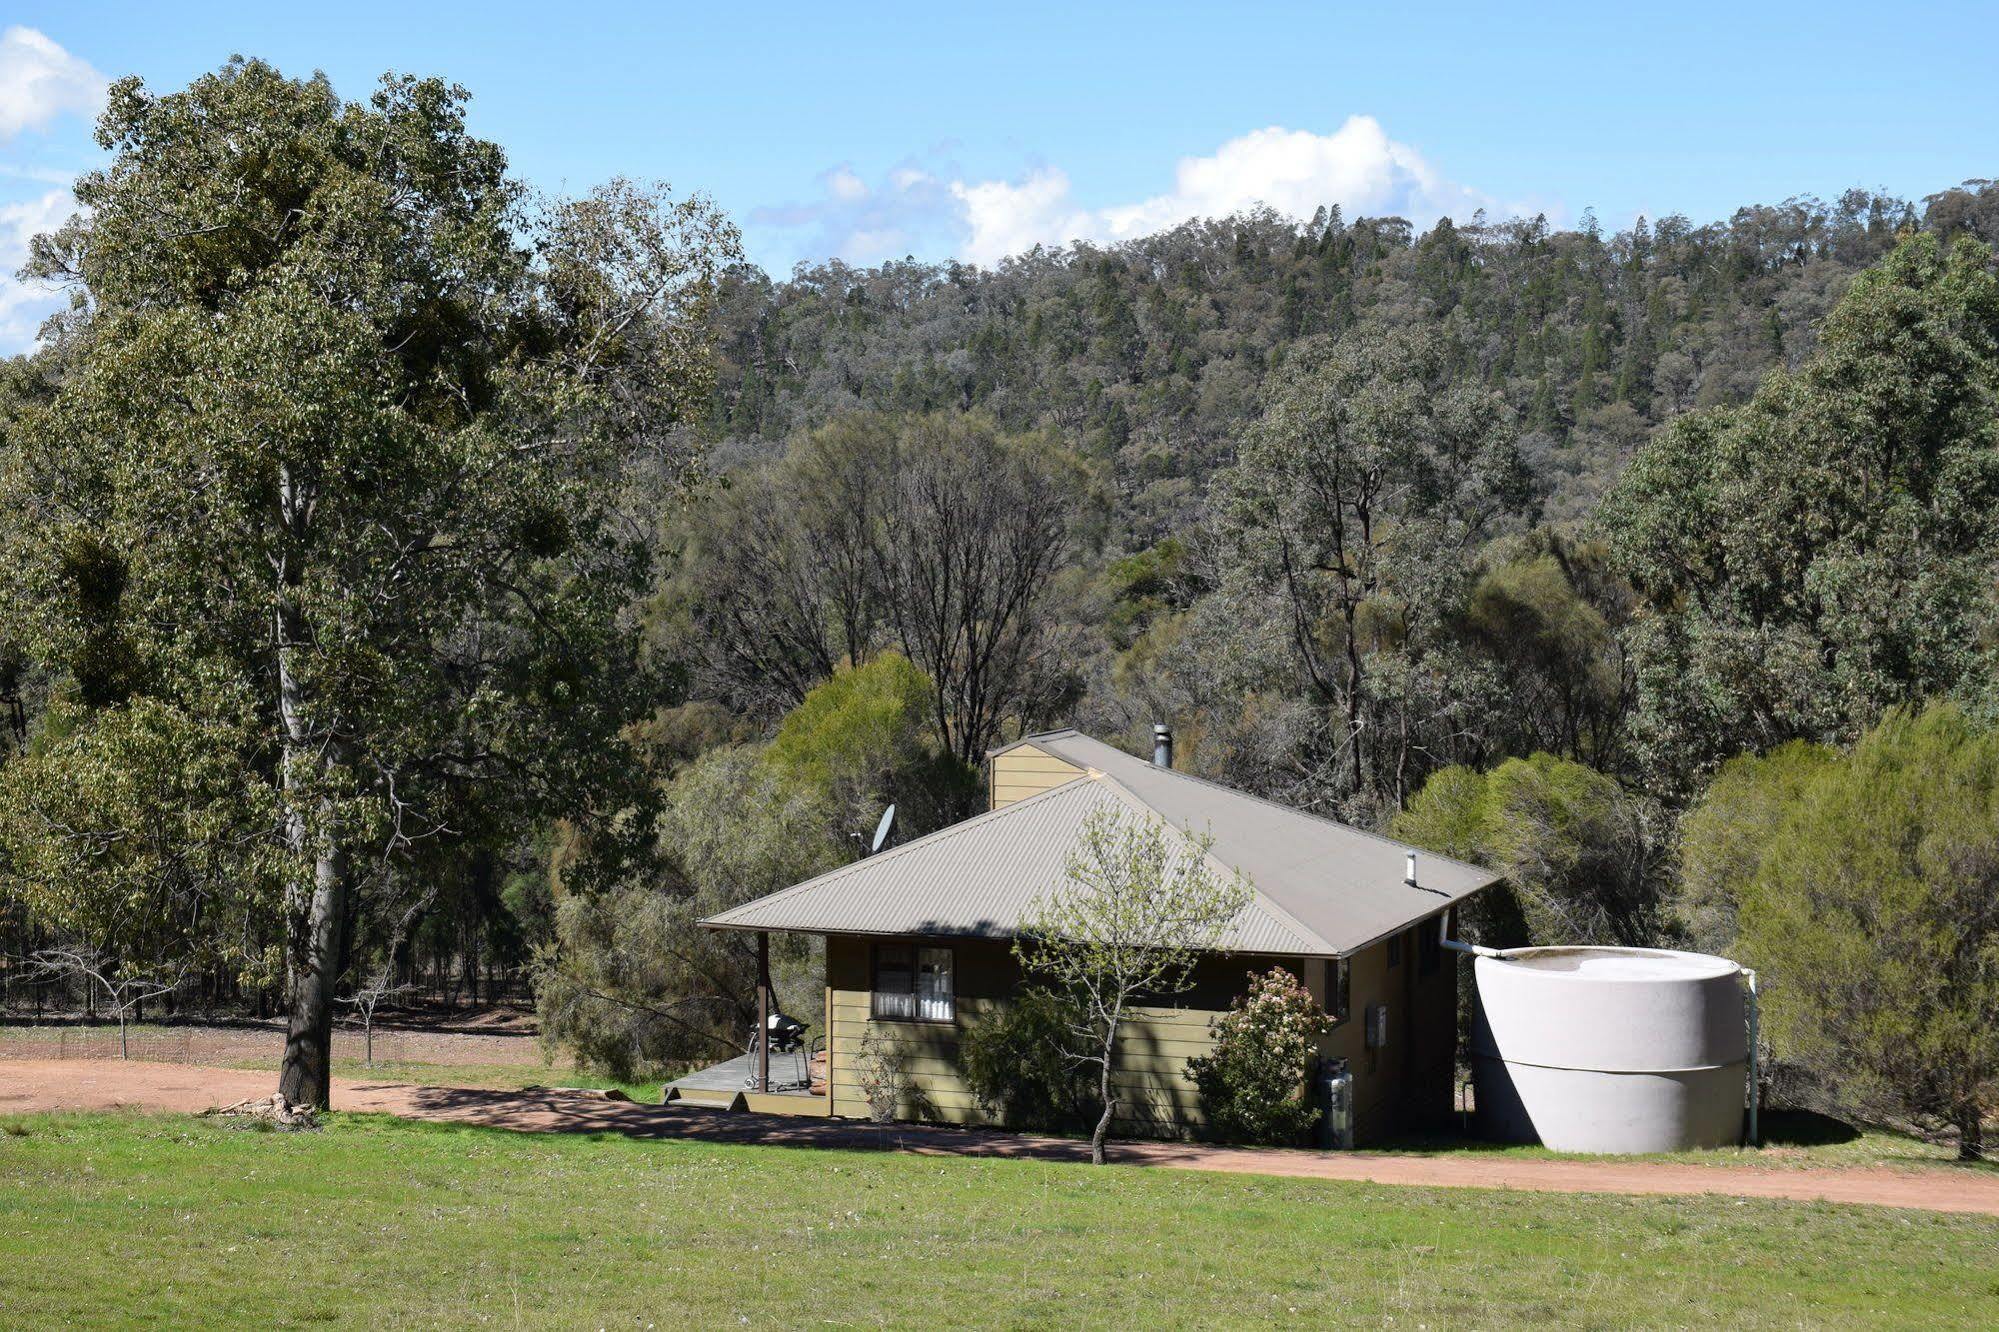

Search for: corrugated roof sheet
xmin=1026 ymin=731 xmax=1497 ymax=952
xmin=702 ymin=729 xmax=1501 ymax=957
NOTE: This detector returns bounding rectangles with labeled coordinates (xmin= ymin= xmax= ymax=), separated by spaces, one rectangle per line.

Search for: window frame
xmin=870 ymin=940 xmax=957 ymax=1024
xmin=1418 ymin=918 xmax=1442 ymax=976
xmin=1325 ymin=956 xmax=1351 ymax=1027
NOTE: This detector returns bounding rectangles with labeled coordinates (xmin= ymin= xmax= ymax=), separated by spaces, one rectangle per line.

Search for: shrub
xmin=1737 ymin=703 xmax=1999 ymax=1160
xmin=853 ymin=1026 xmax=909 ymax=1123
xmin=1187 ymin=967 xmax=1331 ymax=1145
xmin=1391 ymin=753 xmax=1667 ymax=947
xmin=960 ymin=988 xmax=1096 ymax=1132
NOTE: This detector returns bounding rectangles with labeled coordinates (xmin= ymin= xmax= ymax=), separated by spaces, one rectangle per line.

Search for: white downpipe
xmin=1438 ymin=912 xmax=1505 ymax=958
xmin=1742 ymin=967 xmax=1760 ymax=1148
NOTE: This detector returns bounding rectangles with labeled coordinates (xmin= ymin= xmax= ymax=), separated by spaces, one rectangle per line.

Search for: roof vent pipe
xmin=1405 ymin=851 xmax=1418 ymax=886
xmin=1152 ymin=724 xmax=1173 ymax=769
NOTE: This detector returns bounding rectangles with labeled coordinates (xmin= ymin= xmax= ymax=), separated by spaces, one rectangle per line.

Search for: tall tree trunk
xmin=279 ymin=814 xmax=349 ymax=1109
xmin=274 ymin=573 xmax=350 ymax=1111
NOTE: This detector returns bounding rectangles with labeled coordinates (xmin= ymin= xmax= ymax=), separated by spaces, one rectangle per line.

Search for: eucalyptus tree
xmin=663 ymin=410 xmax=1080 ymax=759
xmin=1603 ymin=232 xmax=1999 ymax=795
xmin=873 ymin=413 xmax=1081 ymax=764
xmin=1221 ymin=326 xmax=1534 ymax=816
xmin=0 ymin=59 xmax=736 ymax=1106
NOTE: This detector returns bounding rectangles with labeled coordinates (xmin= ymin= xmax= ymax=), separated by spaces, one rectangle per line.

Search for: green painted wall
xmin=823 ymin=922 xmax=1458 ymax=1142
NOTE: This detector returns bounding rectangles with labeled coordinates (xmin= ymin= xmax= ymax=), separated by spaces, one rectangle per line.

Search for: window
xmin=1325 ymin=957 xmax=1351 ymax=1026
xmin=1418 ymin=918 xmax=1442 ymax=976
xmin=871 ymin=943 xmax=954 ymax=1022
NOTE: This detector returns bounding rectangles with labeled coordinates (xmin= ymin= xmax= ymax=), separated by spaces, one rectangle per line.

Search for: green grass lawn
xmin=2 ymin=1112 xmax=1994 ymax=1329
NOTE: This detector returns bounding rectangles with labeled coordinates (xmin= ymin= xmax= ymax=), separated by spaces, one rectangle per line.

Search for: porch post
xmin=756 ymin=930 xmax=771 ymax=1094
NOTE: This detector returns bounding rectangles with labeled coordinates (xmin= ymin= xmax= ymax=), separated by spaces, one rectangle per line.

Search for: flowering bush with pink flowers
xmin=1187 ymin=967 xmax=1332 ymax=1144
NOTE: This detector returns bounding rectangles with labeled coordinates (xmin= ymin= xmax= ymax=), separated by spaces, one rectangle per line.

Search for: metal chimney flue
xmin=1152 ymin=723 xmax=1173 ymax=769
xmin=1405 ymin=851 xmax=1418 ymax=887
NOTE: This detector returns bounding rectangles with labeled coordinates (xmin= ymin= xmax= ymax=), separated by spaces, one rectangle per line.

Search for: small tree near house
xmin=1017 ymin=805 xmax=1252 ymax=1165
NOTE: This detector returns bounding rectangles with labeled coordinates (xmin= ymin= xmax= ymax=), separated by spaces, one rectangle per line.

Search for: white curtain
xmin=916 ymin=947 xmax=954 ymax=1021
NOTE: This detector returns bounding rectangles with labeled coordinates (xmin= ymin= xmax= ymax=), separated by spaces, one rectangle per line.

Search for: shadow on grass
xmin=1368 ymin=1107 xmax=1999 ymax=1172
xmin=1758 ymin=1109 xmax=1861 ymax=1148
xmin=1377 ymin=1109 xmax=1867 ymax=1157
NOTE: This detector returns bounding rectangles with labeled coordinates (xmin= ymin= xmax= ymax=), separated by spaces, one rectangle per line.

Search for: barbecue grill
xmin=745 ymin=1010 xmax=810 ymax=1090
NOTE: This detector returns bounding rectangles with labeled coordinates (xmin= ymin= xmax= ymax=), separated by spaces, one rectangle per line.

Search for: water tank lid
xmin=1490 ymin=946 xmax=1740 ymax=982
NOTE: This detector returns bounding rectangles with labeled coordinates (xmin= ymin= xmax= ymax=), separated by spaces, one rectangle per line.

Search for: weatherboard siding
xmin=825 ymin=934 xmax=1226 ymax=1133
xmin=1303 ymin=912 xmax=1459 ymax=1140
xmin=988 ymin=743 xmax=1085 ymax=810
xmin=820 ymin=932 xmax=1453 ymax=1140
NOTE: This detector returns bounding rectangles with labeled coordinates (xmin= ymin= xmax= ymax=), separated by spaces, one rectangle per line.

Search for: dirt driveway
xmin=5 ymin=1058 xmax=1996 ymax=1218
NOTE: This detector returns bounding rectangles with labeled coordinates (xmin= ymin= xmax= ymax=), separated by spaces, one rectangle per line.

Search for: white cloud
xmin=749 ymin=156 xmax=963 ymax=270
xmin=0 ymin=188 xmax=73 ymax=351
xmin=953 ymin=117 xmax=1494 ymax=267
xmin=825 ymin=165 xmax=868 ymax=203
xmin=751 ymin=116 xmax=1509 ymax=276
xmin=0 ymin=27 xmax=107 ymax=141
xmin=950 ymin=167 xmax=1094 ymax=269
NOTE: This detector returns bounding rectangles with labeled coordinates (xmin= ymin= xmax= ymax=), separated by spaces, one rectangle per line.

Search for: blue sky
xmin=4 ymin=1 xmax=1996 ymax=349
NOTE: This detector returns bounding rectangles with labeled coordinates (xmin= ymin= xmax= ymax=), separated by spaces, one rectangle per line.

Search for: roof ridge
xmin=984 ymin=727 xmax=1082 ymax=759
xmin=1083 ymin=774 xmax=1329 ymax=955
xmin=1044 ymin=732 xmax=1499 ymax=883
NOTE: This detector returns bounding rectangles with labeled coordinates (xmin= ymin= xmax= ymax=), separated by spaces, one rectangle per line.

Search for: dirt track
xmin=6 ymin=1058 xmax=1997 ymax=1218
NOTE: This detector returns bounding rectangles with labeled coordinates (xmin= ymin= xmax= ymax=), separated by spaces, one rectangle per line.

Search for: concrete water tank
xmin=1470 ymin=946 xmax=1748 ymax=1153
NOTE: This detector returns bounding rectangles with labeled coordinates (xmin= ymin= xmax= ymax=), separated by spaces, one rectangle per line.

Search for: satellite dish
xmin=870 ymin=804 xmax=897 ymax=856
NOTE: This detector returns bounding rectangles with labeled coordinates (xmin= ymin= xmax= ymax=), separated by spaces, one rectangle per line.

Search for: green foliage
xmin=1460 ymin=534 xmax=1634 ymax=770
xmin=960 ymin=988 xmax=1097 ymax=1132
xmin=1187 ymin=967 xmax=1331 ymax=1145
xmin=1674 ymin=740 xmax=1836 ymax=956
xmin=708 ymin=189 xmax=1952 ymax=545
xmin=1603 ymin=232 xmax=1999 ymax=794
xmin=540 ymin=655 xmax=978 ymax=1081
xmin=1392 ymin=754 xmax=1664 ymax=946
xmin=0 ymin=57 xmax=735 ymax=1098
xmin=1100 ymin=537 xmax=1194 ymax=647
xmin=766 ymin=651 xmax=977 ymax=836
xmin=769 ymin=652 xmax=933 ymax=787
xmin=536 ymin=742 xmax=838 ymax=1079
xmin=1736 ymin=703 xmax=1999 ymax=1158
xmin=0 ymin=696 xmax=282 ymax=982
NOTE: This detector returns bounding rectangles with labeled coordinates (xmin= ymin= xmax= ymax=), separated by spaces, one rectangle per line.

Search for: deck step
xmin=742 ymin=1091 xmax=832 ymax=1117
xmin=664 ymin=1086 xmax=746 ymax=1111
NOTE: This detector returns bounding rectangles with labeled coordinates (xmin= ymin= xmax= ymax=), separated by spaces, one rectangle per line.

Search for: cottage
xmin=689 ymin=728 xmax=1500 ymax=1143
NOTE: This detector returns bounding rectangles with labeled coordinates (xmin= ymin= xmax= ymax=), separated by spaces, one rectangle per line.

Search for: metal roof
xmin=701 ymin=729 xmax=1501 ymax=957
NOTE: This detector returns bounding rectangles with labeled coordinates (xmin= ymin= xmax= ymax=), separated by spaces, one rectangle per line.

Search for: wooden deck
xmin=664 ymin=1051 xmax=833 ymax=1116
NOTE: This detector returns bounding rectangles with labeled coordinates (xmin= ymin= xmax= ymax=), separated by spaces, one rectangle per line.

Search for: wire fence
xmin=0 ymin=1021 xmax=544 ymax=1069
